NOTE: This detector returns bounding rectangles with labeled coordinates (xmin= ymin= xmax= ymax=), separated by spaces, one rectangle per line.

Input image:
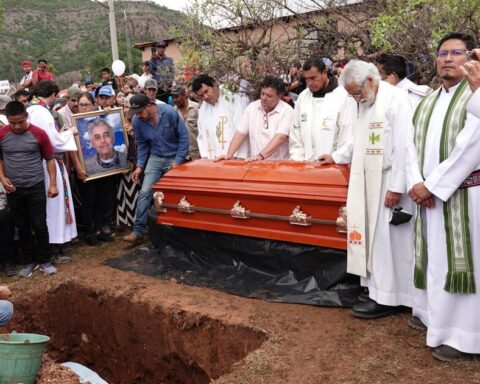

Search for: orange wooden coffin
xmin=151 ymin=160 xmax=349 ymax=250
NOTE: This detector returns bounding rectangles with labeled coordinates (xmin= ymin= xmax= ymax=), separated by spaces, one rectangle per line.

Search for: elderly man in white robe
xmin=28 ymin=80 xmax=78 ymax=265
xmin=216 ymin=76 xmax=293 ymax=162
xmin=408 ymin=32 xmax=480 ymax=362
xmin=289 ymin=57 xmax=355 ymax=161
xmin=192 ymin=74 xmax=250 ymax=159
xmin=320 ymin=60 xmax=415 ymax=319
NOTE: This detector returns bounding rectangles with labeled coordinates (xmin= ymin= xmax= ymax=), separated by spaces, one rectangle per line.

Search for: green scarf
xmin=412 ymin=79 xmax=475 ymax=294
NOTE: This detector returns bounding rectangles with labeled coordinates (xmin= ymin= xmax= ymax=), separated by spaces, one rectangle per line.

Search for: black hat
xmin=155 ymin=40 xmax=167 ymax=48
xmin=129 ymin=93 xmax=154 ymax=114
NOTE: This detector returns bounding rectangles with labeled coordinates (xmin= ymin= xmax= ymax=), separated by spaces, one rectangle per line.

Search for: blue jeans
xmin=132 ymin=155 xmax=174 ymax=236
xmin=0 ymin=300 xmax=13 ymax=326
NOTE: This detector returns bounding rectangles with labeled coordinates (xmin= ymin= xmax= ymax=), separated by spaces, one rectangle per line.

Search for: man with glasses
xmin=375 ymin=54 xmax=432 ymax=107
xmin=289 ymin=57 xmax=355 ymax=162
xmin=408 ymin=32 xmax=480 ymax=362
xmin=216 ymin=76 xmax=293 ymax=161
xmin=320 ymin=60 xmax=415 ymax=320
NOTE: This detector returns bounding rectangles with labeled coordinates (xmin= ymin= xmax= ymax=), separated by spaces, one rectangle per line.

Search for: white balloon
xmin=111 ymin=60 xmax=126 ymax=76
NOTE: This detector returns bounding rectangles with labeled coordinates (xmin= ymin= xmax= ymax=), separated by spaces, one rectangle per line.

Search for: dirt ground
xmin=1 ymin=229 xmax=479 ymax=384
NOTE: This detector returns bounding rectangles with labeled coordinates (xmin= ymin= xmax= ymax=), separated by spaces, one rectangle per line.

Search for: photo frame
xmin=72 ymin=108 xmax=130 ymax=181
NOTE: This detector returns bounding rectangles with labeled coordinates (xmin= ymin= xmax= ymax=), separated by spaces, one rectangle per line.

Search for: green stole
xmin=412 ymin=79 xmax=475 ymax=294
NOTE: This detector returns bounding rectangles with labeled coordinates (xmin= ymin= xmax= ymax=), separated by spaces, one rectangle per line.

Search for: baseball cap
xmin=0 ymin=95 xmax=11 ymax=110
xmin=144 ymin=79 xmax=158 ymax=90
xmin=129 ymin=94 xmax=154 ymax=114
xmin=95 ymin=85 xmax=115 ymax=98
xmin=155 ymin=40 xmax=167 ymax=48
xmin=22 ymin=60 xmax=32 ymax=68
xmin=170 ymin=85 xmax=185 ymax=95
xmin=67 ymin=86 xmax=83 ymax=99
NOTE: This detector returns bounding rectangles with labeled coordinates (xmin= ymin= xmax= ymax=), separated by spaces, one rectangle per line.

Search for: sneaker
xmin=101 ymin=225 xmax=112 ymax=235
xmin=18 ymin=263 xmax=38 ymax=278
xmin=39 ymin=263 xmax=57 ymax=276
xmin=86 ymin=234 xmax=100 ymax=246
xmin=3 ymin=263 xmax=16 ymax=277
xmin=432 ymin=345 xmax=466 ymax=362
xmin=51 ymin=255 xmax=72 ymax=264
xmin=408 ymin=316 xmax=427 ymax=331
xmin=123 ymin=232 xmax=144 ymax=244
xmin=97 ymin=231 xmax=114 ymax=242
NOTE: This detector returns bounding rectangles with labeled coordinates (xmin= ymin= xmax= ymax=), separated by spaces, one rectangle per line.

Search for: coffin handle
xmin=336 ymin=206 xmax=347 ymax=234
xmin=230 ymin=201 xmax=250 ymax=219
xmin=153 ymin=192 xmax=167 ymax=213
xmin=178 ymin=196 xmax=195 ymax=213
xmin=289 ymin=206 xmax=312 ymax=226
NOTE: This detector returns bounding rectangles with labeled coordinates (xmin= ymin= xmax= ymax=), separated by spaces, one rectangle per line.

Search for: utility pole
xmin=108 ymin=0 xmax=119 ymax=61
xmin=124 ymin=10 xmax=133 ymax=74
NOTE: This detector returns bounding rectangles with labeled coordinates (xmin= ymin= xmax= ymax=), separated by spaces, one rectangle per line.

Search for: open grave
xmin=10 ymin=279 xmax=267 ymax=384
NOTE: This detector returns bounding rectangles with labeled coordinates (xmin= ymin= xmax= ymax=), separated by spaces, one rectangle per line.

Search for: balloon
xmin=111 ymin=60 xmax=126 ymax=76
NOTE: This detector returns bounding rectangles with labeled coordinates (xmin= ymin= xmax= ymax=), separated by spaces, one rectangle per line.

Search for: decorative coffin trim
xmin=155 ymin=195 xmax=339 ymax=228
xmin=336 ymin=206 xmax=347 ymax=234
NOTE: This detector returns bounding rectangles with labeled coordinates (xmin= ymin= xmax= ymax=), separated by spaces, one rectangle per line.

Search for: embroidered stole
xmin=413 ymin=80 xmax=475 ymax=294
xmin=346 ymin=82 xmax=388 ymax=277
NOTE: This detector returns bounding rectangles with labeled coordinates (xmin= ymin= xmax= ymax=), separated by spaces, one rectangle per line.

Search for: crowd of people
xmin=1 ymin=32 xmax=480 ymax=363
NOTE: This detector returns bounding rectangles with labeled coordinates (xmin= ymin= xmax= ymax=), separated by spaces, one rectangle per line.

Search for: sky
xmin=151 ymin=0 xmax=191 ymax=12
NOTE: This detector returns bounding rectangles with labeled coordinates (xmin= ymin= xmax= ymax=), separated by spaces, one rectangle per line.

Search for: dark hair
xmin=142 ymin=61 xmax=150 ymax=67
xmin=261 ymin=75 xmax=286 ymax=95
xmin=437 ymin=32 xmax=476 ymax=52
xmin=13 ymin=89 xmax=30 ymax=101
xmin=375 ymin=54 xmax=407 ymax=79
xmin=33 ymin=80 xmax=60 ymax=98
xmin=79 ymin=92 xmax=95 ymax=105
xmin=303 ymin=57 xmax=327 ymax=72
xmin=290 ymin=61 xmax=301 ymax=69
xmin=101 ymin=67 xmax=111 ymax=74
xmin=191 ymin=74 xmax=216 ymax=93
xmin=37 ymin=59 xmax=47 ymax=64
xmin=5 ymin=101 xmax=26 ymax=116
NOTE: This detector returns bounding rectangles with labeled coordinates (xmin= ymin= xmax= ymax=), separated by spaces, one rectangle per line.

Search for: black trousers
xmin=6 ymin=182 xmax=50 ymax=264
xmin=0 ymin=207 xmax=15 ymax=264
xmin=75 ymin=176 xmax=116 ymax=235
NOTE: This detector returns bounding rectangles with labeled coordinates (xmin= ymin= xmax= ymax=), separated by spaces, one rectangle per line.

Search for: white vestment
xmin=396 ymin=78 xmax=432 ymax=109
xmin=333 ymin=81 xmax=414 ymax=307
xmin=197 ymin=87 xmax=250 ymax=159
xmin=408 ymin=84 xmax=480 ymax=353
xmin=289 ymin=86 xmax=356 ymax=161
xmin=27 ymin=104 xmax=78 ymax=244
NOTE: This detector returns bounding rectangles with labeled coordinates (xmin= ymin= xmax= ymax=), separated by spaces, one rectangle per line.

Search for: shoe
xmin=358 ymin=292 xmax=371 ymax=303
xmin=51 ymin=255 xmax=72 ymax=264
xmin=97 ymin=231 xmax=114 ymax=242
xmin=86 ymin=234 xmax=100 ymax=246
xmin=408 ymin=316 xmax=427 ymax=331
xmin=123 ymin=232 xmax=144 ymax=244
xmin=351 ymin=300 xmax=401 ymax=319
xmin=39 ymin=263 xmax=57 ymax=276
xmin=18 ymin=263 xmax=38 ymax=278
xmin=101 ymin=225 xmax=112 ymax=235
xmin=432 ymin=345 xmax=466 ymax=362
xmin=3 ymin=263 xmax=16 ymax=277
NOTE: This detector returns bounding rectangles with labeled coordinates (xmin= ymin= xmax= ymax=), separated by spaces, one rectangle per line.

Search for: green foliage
xmin=0 ymin=0 xmax=184 ymax=84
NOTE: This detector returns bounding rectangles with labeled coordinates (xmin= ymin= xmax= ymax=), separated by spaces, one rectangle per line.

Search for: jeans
xmin=6 ymin=182 xmax=50 ymax=264
xmin=133 ymin=154 xmax=173 ymax=236
xmin=0 ymin=300 xmax=13 ymax=326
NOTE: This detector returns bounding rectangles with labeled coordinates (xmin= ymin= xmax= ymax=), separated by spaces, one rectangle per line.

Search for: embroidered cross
xmin=369 ymin=132 xmax=380 ymax=145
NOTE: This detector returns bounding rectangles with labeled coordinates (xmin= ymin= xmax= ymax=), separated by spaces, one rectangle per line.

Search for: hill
xmin=0 ymin=0 xmax=185 ymax=86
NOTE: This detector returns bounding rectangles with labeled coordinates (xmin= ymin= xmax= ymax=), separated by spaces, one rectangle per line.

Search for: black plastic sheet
xmin=105 ymin=211 xmax=361 ymax=307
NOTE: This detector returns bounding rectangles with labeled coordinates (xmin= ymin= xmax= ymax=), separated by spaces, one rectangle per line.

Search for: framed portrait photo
xmin=72 ymin=108 xmax=130 ymax=181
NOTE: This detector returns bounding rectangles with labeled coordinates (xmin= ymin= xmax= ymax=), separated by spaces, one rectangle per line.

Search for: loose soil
xmin=1 ymin=229 xmax=479 ymax=384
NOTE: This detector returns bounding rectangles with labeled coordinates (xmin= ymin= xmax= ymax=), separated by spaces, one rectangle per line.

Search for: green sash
xmin=412 ymin=79 xmax=475 ymax=294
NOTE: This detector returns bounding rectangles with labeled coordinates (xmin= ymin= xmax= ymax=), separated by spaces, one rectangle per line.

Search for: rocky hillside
xmin=0 ymin=0 xmax=184 ymax=84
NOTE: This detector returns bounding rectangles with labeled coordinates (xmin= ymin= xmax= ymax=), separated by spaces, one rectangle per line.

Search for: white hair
xmin=339 ymin=60 xmax=381 ymax=87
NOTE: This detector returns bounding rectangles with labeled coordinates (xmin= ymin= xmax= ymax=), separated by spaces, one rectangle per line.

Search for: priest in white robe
xmin=192 ymin=74 xmax=250 ymax=159
xmin=320 ymin=60 xmax=415 ymax=318
xmin=289 ymin=57 xmax=356 ymax=162
xmin=408 ymin=32 xmax=480 ymax=362
xmin=27 ymin=80 xmax=78 ymax=249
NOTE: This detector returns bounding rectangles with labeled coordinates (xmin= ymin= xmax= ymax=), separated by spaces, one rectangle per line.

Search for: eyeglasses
xmin=263 ymin=113 xmax=269 ymax=130
xmin=436 ymin=49 xmax=469 ymax=58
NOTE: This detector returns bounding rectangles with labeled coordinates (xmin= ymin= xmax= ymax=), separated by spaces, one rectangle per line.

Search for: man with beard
xmin=123 ymin=94 xmax=188 ymax=244
xmin=408 ymin=32 xmax=480 ymax=362
xmin=289 ymin=57 xmax=356 ymax=162
xmin=320 ymin=60 xmax=415 ymax=319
